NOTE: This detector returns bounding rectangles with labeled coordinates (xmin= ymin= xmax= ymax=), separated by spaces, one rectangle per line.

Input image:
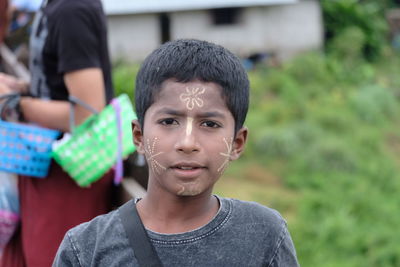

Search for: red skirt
xmin=1 ymin=162 xmax=114 ymax=267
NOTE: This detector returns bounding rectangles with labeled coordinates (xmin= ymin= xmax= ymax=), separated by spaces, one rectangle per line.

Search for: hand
xmin=0 ymin=73 xmax=28 ymax=93
xmin=0 ymin=82 xmax=13 ymax=106
xmin=0 ymin=89 xmax=21 ymax=122
xmin=0 ymin=82 xmax=13 ymax=95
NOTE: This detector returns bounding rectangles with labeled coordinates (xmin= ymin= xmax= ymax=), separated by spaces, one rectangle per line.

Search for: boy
xmin=53 ymin=39 xmax=300 ymax=266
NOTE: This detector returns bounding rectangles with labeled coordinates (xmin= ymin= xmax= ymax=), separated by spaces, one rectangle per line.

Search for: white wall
xmin=107 ymin=14 xmax=160 ymax=62
xmin=106 ymin=0 xmax=323 ymax=62
xmin=256 ymin=0 xmax=323 ymax=59
xmin=171 ymin=0 xmax=323 ymax=59
xmin=169 ymin=10 xmax=248 ymax=53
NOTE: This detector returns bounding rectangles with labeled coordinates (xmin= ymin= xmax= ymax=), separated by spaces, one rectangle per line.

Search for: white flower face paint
xmin=217 ymin=137 xmax=233 ymax=173
xmin=180 ymin=87 xmax=205 ymax=110
xmin=186 ymin=117 xmax=193 ymax=136
xmin=144 ymin=137 xmax=166 ymax=174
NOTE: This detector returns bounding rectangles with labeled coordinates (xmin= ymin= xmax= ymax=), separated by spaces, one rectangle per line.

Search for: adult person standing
xmin=0 ymin=0 xmax=115 ymax=266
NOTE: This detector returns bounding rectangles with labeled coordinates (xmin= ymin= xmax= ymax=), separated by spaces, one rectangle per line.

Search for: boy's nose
xmin=175 ymin=129 xmax=200 ymax=154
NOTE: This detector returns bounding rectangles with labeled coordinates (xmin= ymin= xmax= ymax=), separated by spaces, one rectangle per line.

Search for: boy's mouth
xmin=176 ymin=166 xmax=197 ymax=170
xmin=171 ymin=162 xmax=205 ymax=170
xmin=170 ymin=162 xmax=206 ymax=178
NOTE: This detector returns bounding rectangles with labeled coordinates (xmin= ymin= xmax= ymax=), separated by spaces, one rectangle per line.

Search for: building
xmin=101 ymin=0 xmax=323 ymax=62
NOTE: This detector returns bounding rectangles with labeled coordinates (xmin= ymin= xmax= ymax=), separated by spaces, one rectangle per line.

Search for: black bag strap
xmin=118 ymin=200 xmax=163 ymax=267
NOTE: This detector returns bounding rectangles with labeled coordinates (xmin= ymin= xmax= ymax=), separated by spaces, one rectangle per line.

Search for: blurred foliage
xmin=321 ymin=0 xmax=392 ymax=61
xmin=113 ymin=48 xmax=400 ymax=266
xmin=112 ymin=62 xmax=139 ymax=104
xmin=244 ymin=46 xmax=400 ymax=266
xmin=112 ymin=2 xmax=400 ymax=265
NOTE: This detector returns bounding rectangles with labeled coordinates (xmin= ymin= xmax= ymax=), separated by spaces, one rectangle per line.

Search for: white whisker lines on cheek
xmin=179 ymin=87 xmax=205 ymax=110
xmin=144 ymin=137 xmax=166 ymax=174
xmin=186 ymin=117 xmax=193 ymax=136
xmin=217 ymin=137 xmax=233 ymax=173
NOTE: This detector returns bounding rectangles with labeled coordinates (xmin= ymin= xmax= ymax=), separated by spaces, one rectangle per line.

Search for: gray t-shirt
xmin=53 ymin=197 xmax=299 ymax=266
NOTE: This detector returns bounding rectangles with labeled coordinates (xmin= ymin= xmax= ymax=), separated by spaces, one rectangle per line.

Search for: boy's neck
xmin=136 ymin=191 xmax=220 ymax=234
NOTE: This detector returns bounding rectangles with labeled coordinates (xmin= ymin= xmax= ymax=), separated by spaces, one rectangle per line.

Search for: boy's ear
xmin=230 ymin=127 xmax=248 ymax=161
xmin=132 ymin=120 xmax=145 ymax=154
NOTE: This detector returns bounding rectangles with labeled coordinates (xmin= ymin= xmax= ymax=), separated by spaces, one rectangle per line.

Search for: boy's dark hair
xmin=135 ymin=39 xmax=249 ymax=133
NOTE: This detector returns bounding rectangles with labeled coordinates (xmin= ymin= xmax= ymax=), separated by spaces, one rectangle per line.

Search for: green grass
xmin=214 ymin=160 xmax=300 ymax=223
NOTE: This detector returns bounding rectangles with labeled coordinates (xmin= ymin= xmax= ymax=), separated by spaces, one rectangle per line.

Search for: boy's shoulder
xmin=54 ymin=206 xmax=134 ymax=266
xmin=223 ymin=198 xmax=299 ymax=265
xmin=68 ymin=207 xmax=120 ymax=238
xmin=225 ymin=197 xmax=286 ymax=227
xmin=64 ymin=207 xmax=124 ymax=254
xmin=217 ymin=197 xmax=289 ymax=247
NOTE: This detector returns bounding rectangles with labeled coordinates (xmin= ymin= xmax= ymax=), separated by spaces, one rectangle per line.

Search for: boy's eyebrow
xmin=155 ymin=108 xmax=185 ymax=116
xmin=197 ymin=111 xmax=225 ymax=118
xmin=155 ymin=108 xmax=226 ymax=118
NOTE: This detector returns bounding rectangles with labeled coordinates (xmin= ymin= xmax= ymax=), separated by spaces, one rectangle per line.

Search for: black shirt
xmin=29 ymin=0 xmax=113 ymax=102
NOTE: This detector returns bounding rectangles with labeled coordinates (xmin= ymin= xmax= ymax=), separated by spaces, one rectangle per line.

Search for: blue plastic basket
xmin=0 ymin=121 xmax=60 ymax=177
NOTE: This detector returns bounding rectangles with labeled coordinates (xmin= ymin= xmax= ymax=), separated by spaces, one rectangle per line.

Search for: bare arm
xmin=19 ymin=68 xmax=106 ymax=132
xmin=63 ymin=68 xmax=106 ymax=126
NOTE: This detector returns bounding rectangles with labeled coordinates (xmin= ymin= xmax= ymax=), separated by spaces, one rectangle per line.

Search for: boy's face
xmin=133 ymin=79 xmax=247 ymax=198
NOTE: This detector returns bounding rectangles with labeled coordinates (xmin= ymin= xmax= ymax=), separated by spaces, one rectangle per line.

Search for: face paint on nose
xmin=186 ymin=117 xmax=193 ymax=136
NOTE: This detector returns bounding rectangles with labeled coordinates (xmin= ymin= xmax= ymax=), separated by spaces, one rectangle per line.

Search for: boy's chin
xmin=176 ymin=185 xmax=202 ymax=196
xmin=175 ymin=183 xmax=212 ymax=197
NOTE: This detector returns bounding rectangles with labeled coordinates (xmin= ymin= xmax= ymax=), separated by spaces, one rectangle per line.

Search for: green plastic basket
xmin=52 ymin=94 xmax=136 ymax=187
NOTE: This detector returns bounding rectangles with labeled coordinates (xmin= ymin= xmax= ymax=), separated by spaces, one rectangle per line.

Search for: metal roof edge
xmin=102 ymin=0 xmax=299 ymax=16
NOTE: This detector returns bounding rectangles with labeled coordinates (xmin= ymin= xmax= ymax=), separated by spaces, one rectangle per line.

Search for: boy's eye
xmin=201 ymin=121 xmax=221 ymax=128
xmin=160 ymin=118 xmax=178 ymax=125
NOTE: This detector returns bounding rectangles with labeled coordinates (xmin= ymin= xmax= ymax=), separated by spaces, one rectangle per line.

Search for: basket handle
xmin=0 ymin=93 xmax=21 ymax=121
xmin=111 ymin=98 xmax=124 ymax=185
xmin=68 ymin=95 xmax=99 ymax=133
